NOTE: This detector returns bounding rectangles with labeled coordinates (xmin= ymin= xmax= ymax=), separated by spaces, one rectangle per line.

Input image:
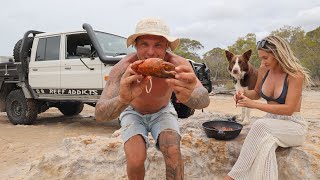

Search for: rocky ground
xmin=0 ymin=90 xmax=319 ymax=179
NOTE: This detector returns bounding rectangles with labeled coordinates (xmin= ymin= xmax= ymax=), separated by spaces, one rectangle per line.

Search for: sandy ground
xmin=0 ymin=90 xmax=319 ymax=178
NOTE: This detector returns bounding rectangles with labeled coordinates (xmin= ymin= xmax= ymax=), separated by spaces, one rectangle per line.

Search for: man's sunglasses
xmin=256 ymin=39 xmax=272 ymax=49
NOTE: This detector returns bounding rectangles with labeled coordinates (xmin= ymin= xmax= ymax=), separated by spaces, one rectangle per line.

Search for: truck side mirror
xmin=76 ymin=46 xmax=91 ymax=57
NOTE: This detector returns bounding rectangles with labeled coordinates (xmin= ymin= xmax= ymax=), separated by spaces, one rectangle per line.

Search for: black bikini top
xmin=260 ymin=70 xmax=288 ymax=104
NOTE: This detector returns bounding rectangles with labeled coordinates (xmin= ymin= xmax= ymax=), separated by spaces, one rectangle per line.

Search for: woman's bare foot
xmin=223 ymin=175 xmax=234 ymax=180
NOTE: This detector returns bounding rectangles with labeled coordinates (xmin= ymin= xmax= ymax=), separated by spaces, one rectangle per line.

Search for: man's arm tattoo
xmin=184 ymin=87 xmax=210 ymax=109
xmin=96 ymin=96 xmax=128 ymax=121
xmin=95 ymin=71 xmax=128 ymax=121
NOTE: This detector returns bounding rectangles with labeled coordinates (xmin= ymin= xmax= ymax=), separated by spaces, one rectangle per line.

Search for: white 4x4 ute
xmin=0 ymin=24 xmax=212 ymax=125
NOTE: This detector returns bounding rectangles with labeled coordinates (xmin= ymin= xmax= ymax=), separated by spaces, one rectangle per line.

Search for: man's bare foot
xmin=223 ymin=175 xmax=234 ymax=180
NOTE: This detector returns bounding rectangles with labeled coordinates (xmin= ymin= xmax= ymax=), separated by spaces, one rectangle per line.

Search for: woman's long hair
xmin=258 ymin=35 xmax=313 ymax=88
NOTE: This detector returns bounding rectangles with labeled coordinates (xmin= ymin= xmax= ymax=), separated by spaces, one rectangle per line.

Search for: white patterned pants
xmin=228 ymin=112 xmax=308 ymax=180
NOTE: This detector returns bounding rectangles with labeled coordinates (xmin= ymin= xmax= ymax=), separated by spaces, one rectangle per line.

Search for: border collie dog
xmin=225 ymin=49 xmax=258 ymax=125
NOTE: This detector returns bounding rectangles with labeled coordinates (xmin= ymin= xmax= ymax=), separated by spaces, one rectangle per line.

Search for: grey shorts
xmin=119 ymin=102 xmax=180 ymax=149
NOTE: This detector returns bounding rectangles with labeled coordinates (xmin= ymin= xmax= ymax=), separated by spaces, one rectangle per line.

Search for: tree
xmin=270 ymin=26 xmax=305 ymax=58
xmin=270 ymin=26 xmax=305 ymax=44
xmin=304 ymin=27 xmax=320 ymax=81
xmin=176 ymin=26 xmax=320 ymax=84
xmin=227 ymin=33 xmax=260 ymax=68
xmin=202 ymin=47 xmax=228 ymax=80
xmin=174 ymin=38 xmax=203 ymax=62
xmin=271 ymin=26 xmax=320 ymax=81
xmin=201 ymin=33 xmax=260 ymax=80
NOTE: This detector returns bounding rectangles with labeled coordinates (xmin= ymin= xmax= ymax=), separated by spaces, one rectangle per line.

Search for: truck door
xmin=60 ymin=33 xmax=103 ymax=90
xmin=29 ymin=36 xmax=61 ymax=88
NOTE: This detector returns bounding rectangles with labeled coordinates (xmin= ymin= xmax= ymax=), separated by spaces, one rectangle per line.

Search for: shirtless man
xmin=95 ymin=18 xmax=210 ymax=180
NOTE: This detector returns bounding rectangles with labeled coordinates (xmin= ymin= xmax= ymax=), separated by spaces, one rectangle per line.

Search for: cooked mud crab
xmin=131 ymin=58 xmax=176 ymax=78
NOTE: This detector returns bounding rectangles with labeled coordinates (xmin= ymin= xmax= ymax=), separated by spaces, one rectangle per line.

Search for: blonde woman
xmin=224 ymin=35 xmax=312 ymax=180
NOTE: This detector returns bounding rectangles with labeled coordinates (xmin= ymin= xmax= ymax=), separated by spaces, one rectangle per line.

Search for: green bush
xmin=225 ymin=81 xmax=235 ymax=90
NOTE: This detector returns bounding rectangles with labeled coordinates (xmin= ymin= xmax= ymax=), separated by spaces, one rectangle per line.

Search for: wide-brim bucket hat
xmin=127 ymin=18 xmax=180 ymax=51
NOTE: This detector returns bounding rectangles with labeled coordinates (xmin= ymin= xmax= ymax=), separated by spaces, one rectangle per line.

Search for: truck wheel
xmin=171 ymin=93 xmax=195 ymax=118
xmin=203 ymin=81 xmax=213 ymax=93
xmin=6 ymin=89 xmax=38 ymax=125
xmin=58 ymin=102 xmax=84 ymax=116
xmin=13 ymin=37 xmax=34 ymax=62
xmin=173 ymin=102 xmax=195 ymax=118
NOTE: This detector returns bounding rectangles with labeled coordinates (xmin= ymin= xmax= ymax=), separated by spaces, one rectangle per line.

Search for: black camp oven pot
xmin=202 ymin=119 xmax=243 ymax=140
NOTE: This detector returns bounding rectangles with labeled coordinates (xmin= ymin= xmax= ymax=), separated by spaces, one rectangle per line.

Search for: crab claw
xmin=160 ymin=61 xmax=176 ymax=78
xmin=131 ymin=61 xmax=144 ymax=73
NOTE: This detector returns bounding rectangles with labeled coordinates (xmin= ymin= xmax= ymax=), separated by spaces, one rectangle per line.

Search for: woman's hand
xmin=119 ymin=62 xmax=151 ymax=104
xmin=236 ymin=94 xmax=256 ymax=108
xmin=234 ymin=89 xmax=244 ymax=105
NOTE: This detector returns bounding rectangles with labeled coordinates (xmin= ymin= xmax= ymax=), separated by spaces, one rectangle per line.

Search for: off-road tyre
xmin=173 ymin=102 xmax=195 ymax=118
xmin=203 ymin=81 xmax=213 ymax=94
xmin=171 ymin=94 xmax=195 ymax=118
xmin=0 ymin=84 xmax=15 ymax=112
xmin=6 ymin=89 xmax=38 ymax=125
xmin=58 ymin=102 xmax=84 ymax=116
xmin=13 ymin=37 xmax=34 ymax=62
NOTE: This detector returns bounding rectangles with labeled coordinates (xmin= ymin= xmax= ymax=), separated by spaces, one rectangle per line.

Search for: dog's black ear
xmin=243 ymin=49 xmax=252 ymax=61
xmin=225 ymin=50 xmax=234 ymax=61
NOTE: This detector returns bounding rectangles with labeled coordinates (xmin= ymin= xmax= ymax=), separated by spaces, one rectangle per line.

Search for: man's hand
xmin=95 ymin=53 xmax=142 ymax=122
xmin=165 ymin=65 xmax=197 ymax=103
xmin=163 ymin=52 xmax=209 ymax=109
xmin=119 ymin=61 xmax=151 ymax=104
